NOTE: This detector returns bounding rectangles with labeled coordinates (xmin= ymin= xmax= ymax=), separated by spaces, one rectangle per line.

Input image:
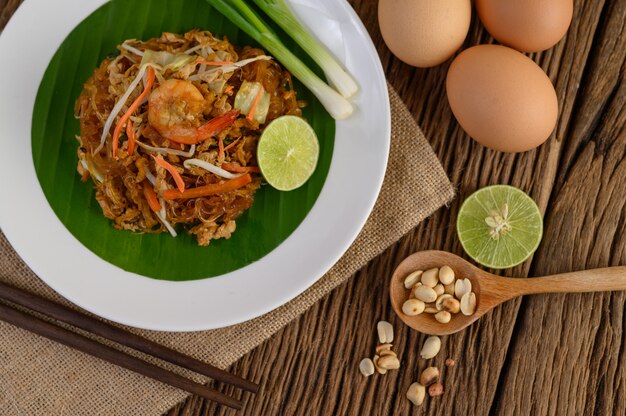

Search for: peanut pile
xmin=358 ymin=321 xmax=456 ymax=407
xmin=358 ymin=321 xmax=401 ymax=377
xmin=402 ymin=266 xmax=477 ymax=322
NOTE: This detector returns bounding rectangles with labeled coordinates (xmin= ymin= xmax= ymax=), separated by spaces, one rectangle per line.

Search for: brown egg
xmin=446 ymin=45 xmax=558 ymax=153
xmin=476 ymin=0 xmax=573 ymax=52
xmin=378 ymin=0 xmax=471 ymax=68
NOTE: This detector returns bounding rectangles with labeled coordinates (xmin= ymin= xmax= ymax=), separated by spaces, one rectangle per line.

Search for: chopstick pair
xmin=0 ymin=282 xmax=257 ymax=410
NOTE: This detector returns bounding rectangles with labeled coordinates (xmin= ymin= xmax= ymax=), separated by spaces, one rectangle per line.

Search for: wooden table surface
xmin=2 ymin=0 xmax=625 ymax=415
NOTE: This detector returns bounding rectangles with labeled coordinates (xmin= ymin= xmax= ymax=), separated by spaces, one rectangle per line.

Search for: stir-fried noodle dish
xmin=75 ymin=31 xmax=303 ymax=246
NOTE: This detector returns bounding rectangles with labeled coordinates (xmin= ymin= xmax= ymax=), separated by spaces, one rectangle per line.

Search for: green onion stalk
xmin=206 ymin=0 xmax=354 ymax=120
xmin=253 ymin=0 xmax=358 ymax=98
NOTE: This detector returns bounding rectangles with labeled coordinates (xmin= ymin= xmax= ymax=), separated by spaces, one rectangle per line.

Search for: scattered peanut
xmin=403 ymin=270 xmax=423 ymax=289
xmin=402 ymin=299 xmax=425 ymax=316
xmin=359 ymin=358 xmax=375 ymax=377
xmin=455 ymin=278 xmax=472 ymax=299
xmin=373 ymin=355 xmax=387 ymax=374
xmin=414 ymin=285 xmax=437 ymax=303
xmin=360 ymin=323 xmax=402 ymax=379
xmin=428 ymin=383 xmax=444 ymax=397
xmin=375 ymin=343 xmax=393 ymax=354
xmin=406 ymin=382 xmax=426 ymax=406
xmin=421 ymin=268 xmax=439 ymax=287
xmin=379 ymin=349 xmax=397 ymax=358
xmin=444 ymin=283 xmax=455 ymax=295
xmin=377 ymin=355 xmax=401 ymax=370
xmin=419 ymin=366 xmax=440 ymax=386
xmin=439 ymin=265 xmax=455 ymax=285
xmin=420 ymin=336 xmax=441 ymax=359
xmin=377 ymin=321 xmax=394 ymax=343
xmin=460 ymin=292 xmax=477 ymax=315
xmin=433 ymin=283 xmax=445 ymax=296
xmin=435 ymin=310 xmax=451 ymax=323
xmin=363 ymin=313 xmax=456 ymax=405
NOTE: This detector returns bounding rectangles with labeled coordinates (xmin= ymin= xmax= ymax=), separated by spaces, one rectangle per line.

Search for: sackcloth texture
xmin=0 ymin=84 xmax=454 ymax=415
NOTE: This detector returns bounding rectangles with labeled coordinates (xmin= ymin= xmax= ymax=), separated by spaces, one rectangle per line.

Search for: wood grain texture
xmin=165 ymin=0 xmax=625 ymax=415
xmin=389 ymin=251 xmax=626 ymax=337
xmin=0 ymin=0 xmax=623 ymax=414
xmin=0 ymin=0 xmax=21 ymax=30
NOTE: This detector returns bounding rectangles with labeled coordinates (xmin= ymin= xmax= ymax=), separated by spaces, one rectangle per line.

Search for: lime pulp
xmin=456 ymin=185 xmax=543 ymax=269
xmin=257 ymin=115 xmax=319 ymax=191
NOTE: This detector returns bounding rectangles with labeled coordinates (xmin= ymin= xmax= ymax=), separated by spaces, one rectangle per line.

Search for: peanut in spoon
xmin=390 ymin=251 xmax=626 ymax=336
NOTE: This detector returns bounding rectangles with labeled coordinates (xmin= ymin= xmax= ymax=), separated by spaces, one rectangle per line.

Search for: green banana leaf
xmin=32 ymin=0 xmax=334 ymax=281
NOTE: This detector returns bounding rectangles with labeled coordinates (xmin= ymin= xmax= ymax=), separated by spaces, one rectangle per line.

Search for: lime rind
xmin=257 ymin=115 xmax=320 ymax=191
xmin=456 ymin=185 xmax=543 ymax=269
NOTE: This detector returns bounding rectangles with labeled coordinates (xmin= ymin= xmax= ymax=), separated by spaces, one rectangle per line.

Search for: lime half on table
xmin=257 ymin=115 xmax=320 ymax=191
xmin=456 ymin=185 xmax=543 ymax=269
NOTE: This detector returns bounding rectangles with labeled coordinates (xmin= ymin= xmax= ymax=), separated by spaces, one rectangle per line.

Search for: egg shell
xmin=378 ymin=0 xmax=471 ymax=68
xmin=476 ymin=0 xmax=573 ymax=52
xmin=446 ymin=45 xmax=558 ymax=153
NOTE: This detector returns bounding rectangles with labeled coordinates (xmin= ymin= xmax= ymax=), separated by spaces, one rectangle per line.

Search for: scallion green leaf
xmin=252 ymin=0 xmax=358 ymax=98
xmin=206 ymin=0 xmax=354 ymax=119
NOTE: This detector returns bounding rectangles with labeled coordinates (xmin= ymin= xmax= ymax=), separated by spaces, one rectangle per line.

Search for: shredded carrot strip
xmin=164 ymin=174 xmax=252 ymax=200
xmin=224 ymin=137 xmax=241 ymax=151
xmin=221 ymin=162 xmax=260 ymax=173
xmin=168 ymin=110 xmax=240 ymax=145
xmin=224 ymin=85 xmax=234 ymax=94
xmin=218 ymin=136 xmax=225 ymax=163
xmin=247 ymin=86 xmax=264 ymax=121
xmin=152 ymin=155 xmax=186 ymax=193
xmin=126 ymin=122 xmax=136 ymax=155
xmin=143 ymin=181 xmax=162 ymax=212
xmin=112 ymin=66 xmax=155 ymax=158
xmin=196 ymin=58 xmax=235 ymax=66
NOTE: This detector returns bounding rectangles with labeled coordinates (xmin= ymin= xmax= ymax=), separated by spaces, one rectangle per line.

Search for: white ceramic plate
xmin=0 ymin=0 xmax=389 ymax=331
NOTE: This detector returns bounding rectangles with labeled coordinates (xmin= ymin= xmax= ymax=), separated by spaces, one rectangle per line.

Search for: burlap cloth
xmin=0 ymin=85 xmax=453 ymax=415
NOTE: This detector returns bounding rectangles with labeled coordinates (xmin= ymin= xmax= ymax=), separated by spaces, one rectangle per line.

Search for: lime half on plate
xmin=456 ymin=185 xmax=543 ymax=269
xmin=257 ymin=115 xmax=320 ymax=191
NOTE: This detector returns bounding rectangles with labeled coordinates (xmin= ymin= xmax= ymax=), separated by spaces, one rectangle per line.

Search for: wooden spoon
xmin=390 ymin=251 xmax=626 ymax=336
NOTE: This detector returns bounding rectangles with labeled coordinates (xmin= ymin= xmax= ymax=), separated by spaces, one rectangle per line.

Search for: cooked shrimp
xmin=148 ymin=79 xmax=239 ymax=144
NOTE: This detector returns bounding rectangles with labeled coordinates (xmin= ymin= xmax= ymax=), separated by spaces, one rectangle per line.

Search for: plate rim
xmin=0 ymin=0 xmax=390 ymax=331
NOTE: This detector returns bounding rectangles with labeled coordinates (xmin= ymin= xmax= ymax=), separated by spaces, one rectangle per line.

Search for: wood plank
xmin=170 ymin=0 xmax=623 ymax=415
xmin=494 ymin=1 xmax=626 ymax=413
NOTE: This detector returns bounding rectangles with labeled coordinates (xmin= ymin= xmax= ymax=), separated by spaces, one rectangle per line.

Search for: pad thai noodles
xmin=75 ymin=30 xmax=303 ymax=246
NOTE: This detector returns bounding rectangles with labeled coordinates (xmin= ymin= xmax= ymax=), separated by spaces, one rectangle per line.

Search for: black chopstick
xmin=0 ymin=282 xmax=257 ymax=393
xmin=0 ymin=282 xmax=258 ymax=410
xmin=0 ymin=302 xmax=242 ymax=409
